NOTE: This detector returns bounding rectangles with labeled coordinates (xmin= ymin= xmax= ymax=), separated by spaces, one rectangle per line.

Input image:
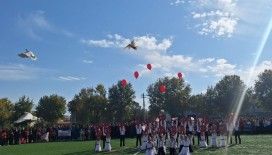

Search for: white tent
xmin=14 ymin=112 xmax=38 ymax=124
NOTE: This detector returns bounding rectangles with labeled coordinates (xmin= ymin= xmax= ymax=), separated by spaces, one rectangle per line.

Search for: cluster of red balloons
xmin=121 ymin=63 xmax=184 ymax=93
xmin=158 ymin=72 xmax=182 ymax=93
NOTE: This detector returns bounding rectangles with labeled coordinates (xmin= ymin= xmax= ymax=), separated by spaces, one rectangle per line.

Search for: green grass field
xmin=1 ymin=135 xmax=272 ymax=155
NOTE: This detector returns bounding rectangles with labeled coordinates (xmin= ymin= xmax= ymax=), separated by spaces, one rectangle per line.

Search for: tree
xmin=0 ymin=98 xmax=14 ymax=128
xmin=108 ymin=81 xmax=136 ymax=122
xmin=203 ymin=86 xmax=218 ymax=116
xmin=213 ymin=75 xmax=245 ymax=117
xmin=189 ymin=94 xmax=206 ymax=115
xmin=36 ymin=95 xmax=66 ymax=124
xmin=240 ymin=88 xmax=258 ymax=114
xmin=68 ymin=88 xmax=94 ymax=125
xmin=68 ymin=84 xmax=108 ymax=124
xmin=255 ymin=69 xmax=272 ymax=112
xmin=13 ymin=96 xmax=34 ymax=121
xmin=131 ymin=101 xmax=145 ymax=121
xmin=148 ymin=77 xmax=191 ymax=118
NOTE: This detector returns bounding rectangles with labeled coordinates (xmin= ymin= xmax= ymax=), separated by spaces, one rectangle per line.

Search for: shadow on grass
xmin=195 ymin=145 xmax=237 ymax=152
xmin=64 ymin=151 xmax=92 ymax=155
xmin=64 ymin=147 xmax=140 ymax=155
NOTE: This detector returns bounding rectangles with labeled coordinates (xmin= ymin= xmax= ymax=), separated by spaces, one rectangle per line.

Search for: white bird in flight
xmin=18 ymin=49 xmax=37 ymax=60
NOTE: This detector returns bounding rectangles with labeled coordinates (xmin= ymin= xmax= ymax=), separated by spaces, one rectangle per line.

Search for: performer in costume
xmin=179 ymin=135 xmax=191 ymax=155
xmin=104 ymin=126 xmax=111 ymax=152
xmin=227 ymin=113 xmax=234 ymax=145
xmin=119 ymin=124 xmax=126 ymax=147
xmin=142 ymin=130 xmax=149 ymax=149
xmin=199 ymin=132 xmax=208 ymax=148
xmin=157 ymin=133 xmax=166 ymax=155
xmin=210 ymin=123 xmax=217 ymax=148
xmin=234 ymin=120 xmax=241 ymax=144
xmin=187 ymin=118 xmax=195 ymax=146
xmin=219 ymin=121 xmax=226 ymax=147
xmin=141 ymin=134 xmax=156 ymax=155
xmin=159 ymin=111 xmax=166 ymax=130
xmin=203 ymin=118 xmax=209 ymax=145
xmin=101 ymin=123 xmax=106 ymax=149
xmin=169 ymin=134 xmax=177 ymax=155
xmin=136 ymin=123 xmax=142 ymax=148
xmin=178 ymin=134 xmax=184 ymax=154
xmin=94 ymin=127 xmax=102 ymax=152
xmin=196 ymin=119 xmax=201 ymax=145
xmin=171 ymin=123 xmax=178 ymax=142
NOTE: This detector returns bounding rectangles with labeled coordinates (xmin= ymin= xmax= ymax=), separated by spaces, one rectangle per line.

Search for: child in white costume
xmin=220 ymin=135 xmax=226 ymax=147
xmin=199 ymin=132 xmax=208 ymax=148
xmin=104 ymin=131 xmax=111 ymax=152
xmin=178 ymin=134 xmax=184 ymax=153
xmin=94 ymin=127 xmax=102 ymax=152
xmin=179 ymin=135 xmax=191 ymax=155
xmin=157 ymin=134 xmax=166 ymax=155
xmin=219 ymin=122 xmax=226 ymax=147
xmin=95 ymin=140 xmax=102 ymax=152
xmin=142 ymin=131 xmax=148 ymax=149
xmin=142 ymin=135 xmax=156 ymax=155
xmin=169 ymin=134 xmax=177 ymax=155
xmin=210 ymin=124 xmax=217 ymax=147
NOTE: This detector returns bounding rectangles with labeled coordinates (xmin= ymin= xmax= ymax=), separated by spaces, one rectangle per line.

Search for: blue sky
xmin=1 ymin=0 xmax=272 ymax=108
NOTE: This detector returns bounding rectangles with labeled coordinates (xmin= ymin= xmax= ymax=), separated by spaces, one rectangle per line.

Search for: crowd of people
xmin=1 ymin=113 xmax=272 ymax=155
xmin=0 ymin=124 xmax=72 ymax=146
xmin=92 ymin=113 xmax=272 ymax=155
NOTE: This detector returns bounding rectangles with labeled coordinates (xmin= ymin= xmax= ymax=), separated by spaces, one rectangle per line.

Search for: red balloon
xmin=147 ymin=64 xmax=152 ymax=70
xmin=159 ymin=85 xmax=166 ymax=93
xmin=121 ymin=79 xmax=127 ymax=88
xmin=134 ymin=71 xmax=139 ymax=79
xmin=178 ymin=72 xmax=183 ymax=79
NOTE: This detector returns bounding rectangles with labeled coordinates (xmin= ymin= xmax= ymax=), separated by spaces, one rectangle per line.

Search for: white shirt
xmin=136 ymin=126 xmax=142 ymax=135
xmin=120 ymin=127 xmax=126 ymax=135
xmin=188 ymin=123 xmax=194 ymax=132
xmin=234 ymin=123 xmax=239 ymax=131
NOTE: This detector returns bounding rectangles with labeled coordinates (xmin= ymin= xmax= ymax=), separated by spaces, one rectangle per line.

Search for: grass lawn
xmin=1 ymin=135 xmax=272 ymax=155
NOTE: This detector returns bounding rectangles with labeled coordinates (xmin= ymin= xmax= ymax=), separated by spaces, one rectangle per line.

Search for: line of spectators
xmin=1 ymin=116 xmax=272 ymax=146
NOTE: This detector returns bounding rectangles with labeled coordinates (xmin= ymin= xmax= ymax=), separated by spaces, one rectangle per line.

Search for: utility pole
xmin=142 ymin=93 xmax=146 ymax=121
xmin=142 ymin=93 xmax=146 ymax=110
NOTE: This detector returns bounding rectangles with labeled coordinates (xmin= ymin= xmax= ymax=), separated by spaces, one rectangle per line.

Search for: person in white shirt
xmin=136 ymin=123 xmax=142 ymax=147
xmin=199 ymin=132 xmax=208 ymax=148
xmin=187 ymin=119 xmax=195 ymax=146
xmin=234 ymin=121 xmax=241 ymax=144
xmin=119 ymin=125 xmax=126 ymax=147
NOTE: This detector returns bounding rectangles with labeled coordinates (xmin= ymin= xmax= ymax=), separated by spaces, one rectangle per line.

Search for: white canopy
xmin=14 ymin=112 xmax=38 ymax=124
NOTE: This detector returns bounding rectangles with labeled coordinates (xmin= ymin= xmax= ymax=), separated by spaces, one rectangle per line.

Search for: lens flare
xmin=228 ymin=14 xmax=272 ymax=143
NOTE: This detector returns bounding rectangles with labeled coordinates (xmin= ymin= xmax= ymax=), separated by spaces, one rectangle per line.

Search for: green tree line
xmin=1 ymin=70 xmax=272 ymax=128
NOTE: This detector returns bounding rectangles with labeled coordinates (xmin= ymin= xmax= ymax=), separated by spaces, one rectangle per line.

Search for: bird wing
xmin=18 ymin=53 xmax=28 ymax=58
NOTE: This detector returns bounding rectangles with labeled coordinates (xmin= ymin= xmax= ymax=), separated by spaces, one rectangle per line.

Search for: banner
xmin=58 ymin=129 xmax=71 ymax=137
